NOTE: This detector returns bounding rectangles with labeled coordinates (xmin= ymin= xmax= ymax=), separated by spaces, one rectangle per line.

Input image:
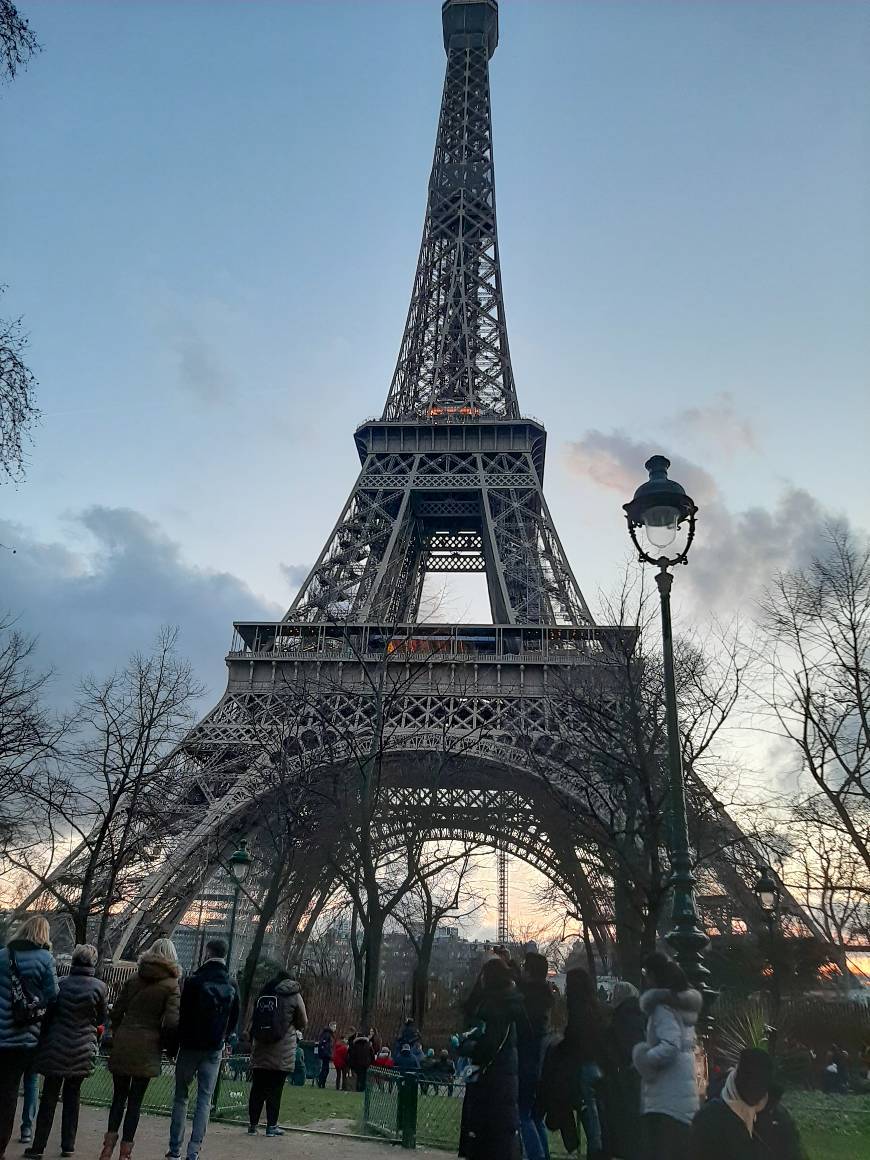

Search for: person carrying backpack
xmin=0 ymin=917 xmax=59 ymax=1160
xmin=247 ymin=971 xmax=306 ymax=1136
xmin=315 ymin=1023 xmax=337 ymax=1089
xmin=167 ymin=938 xmax=239 ymax=1160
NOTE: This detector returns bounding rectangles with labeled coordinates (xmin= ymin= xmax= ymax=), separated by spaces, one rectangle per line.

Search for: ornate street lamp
xmin=754 ymin=864 xmax=783 ymax=1054
xmin=624 ymin=456 xmax=712 ymax=999
xmin=754 ymin=864 xmax=781 ymax=928
xmin=226 ymin=838 xmax=252 ymax=971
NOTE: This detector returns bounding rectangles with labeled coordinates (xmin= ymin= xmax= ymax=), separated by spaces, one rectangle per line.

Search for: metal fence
xmin=78 ymin=1056 xmax=252 ymax=1121
xmin=363 ymin=1068 xmax=465 ymax=1151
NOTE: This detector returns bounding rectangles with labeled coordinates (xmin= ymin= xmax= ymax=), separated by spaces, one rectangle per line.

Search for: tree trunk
xmin=359 ymin=913 xmax=384 ymax=1029
xmin=240 ymin=860 xmax=287 ymax=1025
xmin=412 ymin=929 xmax=436 ymax=1030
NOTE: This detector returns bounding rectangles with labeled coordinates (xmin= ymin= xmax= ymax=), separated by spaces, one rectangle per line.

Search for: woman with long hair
xmin=102 ymin=938 xmax=181 ymax=1160
xmin=25 ymin=943 xmax=107 ymax=1159
xmin=632 ymin=951 xmax=702 ymax=1160
xmin=458 ymin=956 xmax=525 ymax=1160
xmin=0 ymin=916 xmax=58 ymax=1159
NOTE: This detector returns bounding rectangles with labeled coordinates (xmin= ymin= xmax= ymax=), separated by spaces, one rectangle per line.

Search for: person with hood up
xmin=396 ymin=1043 xmax=420 ymax=1076
xmin=103 ymin=938 xmax=181 ymax=1160
xmin=315 ymin=1022 xmax=336 ymax=1089
xmin=348 ymin=1030 xmax=375 ymax=1092
xmin=603 ymin=980 xmax=644 ymax=1160
xmin=392 ymin=1018 xmax=420 ymax=1060
xmin=458 ymin=956 xmax=525 ymax=1160
xmin=25 ymin=944 xmax=107 ymax=1159
xmin=632 ymin=951 xmax=702 ymax=1160
xmin=247 ymin=970 xmax=306 ymax=1136
xmin=690 ymin=1047 xmax=805 ymax=1160
xmin=0 ymin=917 xmax=58 ymax=1159
xmin=516 ymin=950 xmax=554 ymax=1160
xmin=167 ymin=937 xmax=239 ymax=1160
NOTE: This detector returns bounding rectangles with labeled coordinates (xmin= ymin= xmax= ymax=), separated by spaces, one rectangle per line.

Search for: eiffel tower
xmin=62 ymin=0 xmax=818 ymax=964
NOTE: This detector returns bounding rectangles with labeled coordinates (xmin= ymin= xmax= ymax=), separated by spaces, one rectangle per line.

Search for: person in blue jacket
xmin=0 ymin=916 xmax=59 ymax=1158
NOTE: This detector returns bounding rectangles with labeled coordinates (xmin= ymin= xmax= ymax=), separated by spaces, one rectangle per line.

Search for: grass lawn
xmin=789 ymin=1092 xmax=870 ymax=1160
xmin=277 ymin=1085 xmax=363 ymax=1127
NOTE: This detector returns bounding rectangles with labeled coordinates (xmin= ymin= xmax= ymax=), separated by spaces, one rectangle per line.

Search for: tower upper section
xmin=382 ymin=0 xmax=519 ymax=423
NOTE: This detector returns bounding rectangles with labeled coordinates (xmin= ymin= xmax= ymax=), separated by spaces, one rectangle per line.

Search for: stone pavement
xmin=13 ymin=1102 xmax=447 ymax=1160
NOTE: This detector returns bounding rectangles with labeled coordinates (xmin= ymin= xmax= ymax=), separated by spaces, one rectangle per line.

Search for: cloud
xmin=676 ymin=392 xmax=758 ymax=458
xmin=280 ymin=562 xmax=310 ymax=593
xmin=565 ymin=429 xmax=719 ymax=506
xmin=153 ymin=295 xmax=242 ymax=404
xmin=171 ymin=325 xmax=231 ymax=403
xmin=0 ymin=507 xmax=281 ymax=710
xmin=564 ymin=429 xmax=837 ymax=612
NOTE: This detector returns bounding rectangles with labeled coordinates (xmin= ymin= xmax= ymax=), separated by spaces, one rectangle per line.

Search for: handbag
xmin=7 ymin=947 xmax=48 ymax=1027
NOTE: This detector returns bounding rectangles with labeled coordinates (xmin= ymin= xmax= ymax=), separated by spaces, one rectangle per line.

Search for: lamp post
xmin=624 ymin=456 xmax=712 ymax=1000
xmin=754 ymin=864 xmax=782 ymax=1054
xmin=225 ymin=838 xmax=252 ymax=974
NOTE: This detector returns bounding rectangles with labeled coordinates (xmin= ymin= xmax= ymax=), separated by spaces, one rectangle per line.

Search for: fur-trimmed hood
xmin=137 ymin=952 xmax=182 ymax=982
xmin=640 ymin=987 xmax=702 ymax=1025
xmin=274 ymin=977 xmax=300 ymax=997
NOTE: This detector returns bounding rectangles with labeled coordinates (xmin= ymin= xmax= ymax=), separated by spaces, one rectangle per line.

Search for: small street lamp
xmin=754 ymin=864 xmax=783 ymax=1054
xmin=624 ymin=456 xmax=713 ymax=1001
xmin=226 ymin=838 xmax=252 ymax=972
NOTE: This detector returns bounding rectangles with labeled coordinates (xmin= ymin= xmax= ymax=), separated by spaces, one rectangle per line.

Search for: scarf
xmin=721 ymin=1068 xmax=767 ymax=1137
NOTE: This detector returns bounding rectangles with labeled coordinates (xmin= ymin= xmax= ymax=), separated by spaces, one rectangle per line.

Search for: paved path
xmin=13 ymin=1101 xmax=448 ymax=1160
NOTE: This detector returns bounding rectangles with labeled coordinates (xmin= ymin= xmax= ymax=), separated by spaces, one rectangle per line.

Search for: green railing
xmin=79 ymin=1056 xmax=252 ymax=1121
xmin=362 ymin=1068 xmax=464 ymax=1151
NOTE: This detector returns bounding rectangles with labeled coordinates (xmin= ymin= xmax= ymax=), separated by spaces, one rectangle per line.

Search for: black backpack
xmin=252 ymin=993 xmax=285 ymax=1044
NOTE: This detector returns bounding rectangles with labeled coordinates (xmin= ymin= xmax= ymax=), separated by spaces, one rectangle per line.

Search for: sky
xmin=2 ymin=0 xmax=869 ymax=892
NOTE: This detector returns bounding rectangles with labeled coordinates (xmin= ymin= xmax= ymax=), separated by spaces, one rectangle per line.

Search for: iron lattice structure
xmin=22 ymin=1 xmax=824 ymax=962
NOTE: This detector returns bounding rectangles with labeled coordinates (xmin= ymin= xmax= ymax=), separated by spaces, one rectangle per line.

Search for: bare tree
xmin=393 ymin=844 xmax=485 ymax=1028
xmin=0 ymin=299 xmax=39 ymax=481
xmin=758 ymin=524 xmax=870 ymax=878
xmin=0 ymin=615 xmax=66 ymax=850
xmin=531 ymin=571 xmax=749 ymax=983
xmin=0 ymin=1 xmax=38 ymax=85
xmin=6 ymin=629 xmax=203 ymax=951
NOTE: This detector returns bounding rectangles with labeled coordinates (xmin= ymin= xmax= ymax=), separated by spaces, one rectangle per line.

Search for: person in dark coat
xmin=753 ymin=1084 xmax=807 ymax=1160
xmin=348 ymin=1031 xmax=375 ymax=1092
xmin=539 ymin=965 xmax=608 ymax=1160
xmin=458 ymin=956 xmax=524 ymax=1160
xmin=603 ymin=980 xmax=644 ymax=1160
xmin=690 ymin=1048 xmax=780 ymax=1160
xmin=25 ymin=944 xmax=107 ymax=1159
xmin=0 ymin=916 xmax=58 ymax=1160
xmin=168 ymin=937 xmax=239 ymax=1160
xmin=315 ymin=1023 xmax=337 ymax=1088
xmin=248 ymin=972 xmax=307 ymax=1136
xmin=103 ymin=938 xmax=181 ymax=1160
xmin=516 ymin=950 xmax=554 ymax=1160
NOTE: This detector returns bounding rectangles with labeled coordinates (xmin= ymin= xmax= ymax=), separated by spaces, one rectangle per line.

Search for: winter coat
xmin=348 ymin=1034 xmax=375 ymax=1071
xmin=177 ymin=959 xmax=239 ymax=1052
xmin=250 ymin=978 xmax=307 ymax=1072
xmin=459 ymin=982 xmax=524 ymax=1159
xmin=333 ymin=1041 xmax=349 ymax=1070
xmin=316 ymin=1026 xmax=335 ymax=1060
xmin=690 ymin=1096 xmax=753 ymax=1160
xmin=609 ymin=995 xmax=645 ymax=1070
xmin=0 ymin=939 xmax=58 ymax=1051
xmin=109 ymin=952 xmax=181 ymax=1077
xmin=395 ymin=1051 xmax=419 ymax=1074
xmin=632 ymin=987 xmax=702 ymax=1125
xmin=754 ymin=1092 xmax=807 ymax=1160
xmin=35 ymin=964 xmax=107 ymax=1078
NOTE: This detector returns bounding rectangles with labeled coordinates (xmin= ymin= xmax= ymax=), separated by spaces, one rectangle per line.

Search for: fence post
xmin=397 ymin=1076 xmax=418 ymax=1150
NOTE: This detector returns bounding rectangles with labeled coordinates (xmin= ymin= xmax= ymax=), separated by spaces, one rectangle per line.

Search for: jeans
xmin=578 ymin=1062 xmax=603 ymax=1153
xmin=518 ymin=1036 xmax=549 ymax=1160
xmin=32 ymin=1075 xmax=84 ymax=1154
xmin=248 ymin=1069 xmax=285 ymax=1128
xmin=20 ymin=1070 xmax=38 ymax=1139
xmin=107 ymin=1075 xmax=150 ymax=1143
xmin=317 ymin=1057 xmax=330 ymax=1088
xmin=0 ymin=1047 xmax=36 ymax=1157
xmin=169 ymin=1049 xmax=222 ymax=1160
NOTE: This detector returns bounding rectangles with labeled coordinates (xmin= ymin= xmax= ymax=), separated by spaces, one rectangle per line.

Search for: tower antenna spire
xmin=384 ymin=0 xmax=517 ymax=422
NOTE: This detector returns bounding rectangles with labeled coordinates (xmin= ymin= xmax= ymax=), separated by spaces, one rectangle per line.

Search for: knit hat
xmin=610 ymin=980 xmax=640 ymax=1008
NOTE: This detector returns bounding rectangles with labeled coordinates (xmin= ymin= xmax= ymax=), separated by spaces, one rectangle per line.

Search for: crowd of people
xmin=0 ymin=917 xmax=852 ymax=1160
xmin=313 ymin=1019 xmax=456 ymax=1095
xmin=453 ymin=943 xmax=809 ymax=1160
